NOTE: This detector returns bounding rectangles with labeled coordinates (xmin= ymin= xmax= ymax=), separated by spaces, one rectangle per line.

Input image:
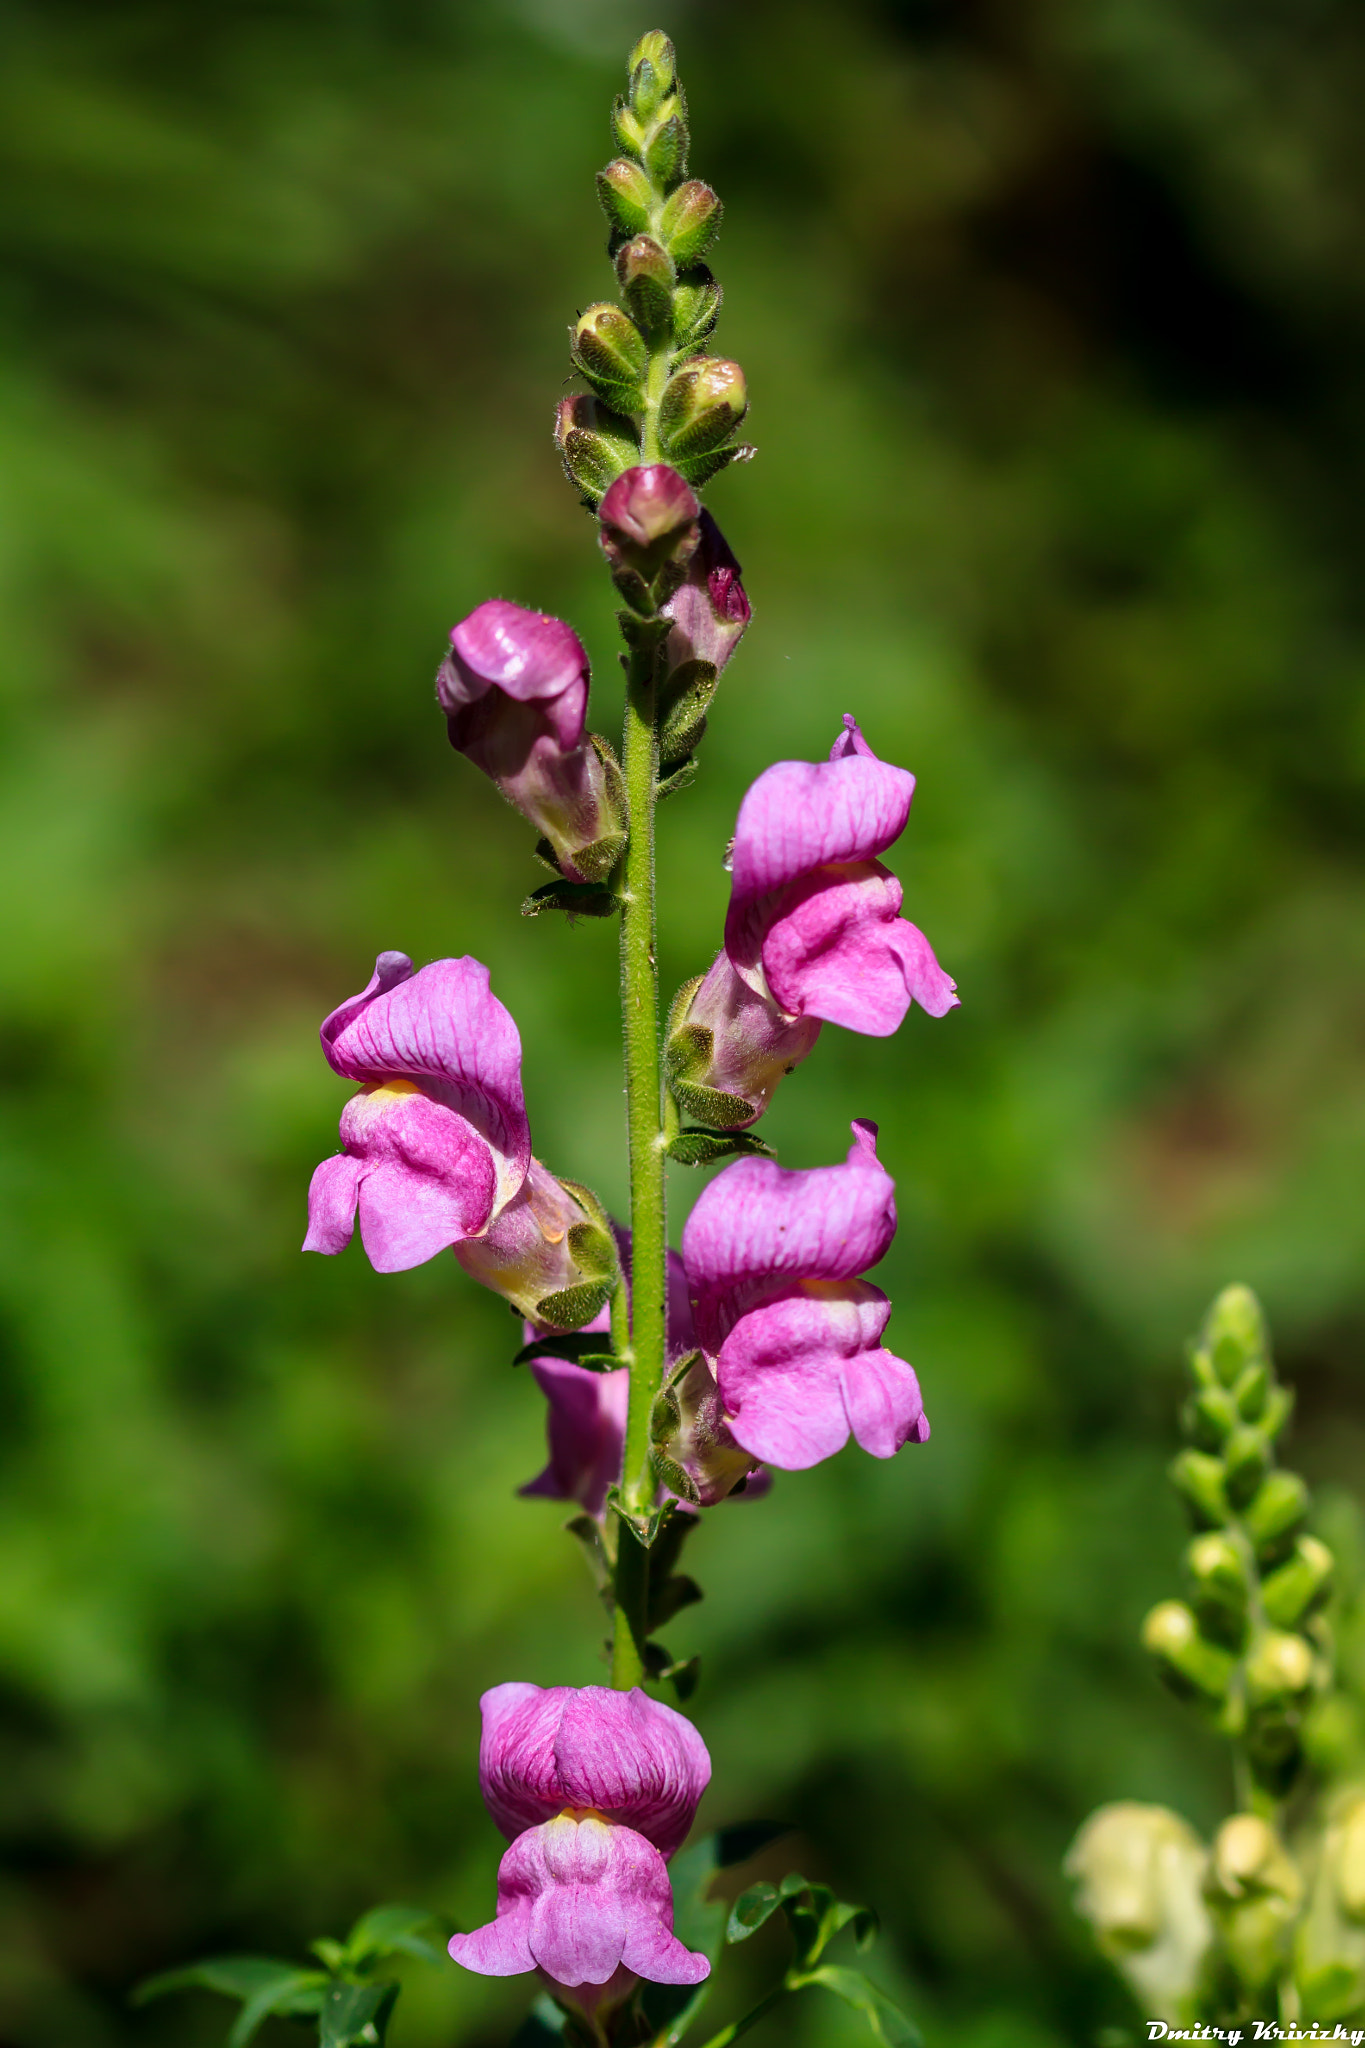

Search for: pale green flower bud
xmin=1065 ymin=1803 xmax=1213 ymax=2026
xmin=1244 ymin=1469 xmax=1311 ymax=1562
xmin=1142 ymin=1599 xmax=1235 ymax=1702
xmin=1206 ymin=1813 xmax=1303 ymax=1997
xmin=596 ymin=158 xmax=654 ymax=239
xmin=659 ymin=357 xmax=748 ymax=460
xmin=1262 ymin=1535 xmax=1334 ymax=1629
xmin=660 ymin=181 xmax=722 ymax=265
xmin=615 ymin=234 xmax=676 ymax=337
xmin=1244 ymin=1626 xmax=1315 ymax=1707
xmin=554 ymin=395 xmax=639 ymax=506
xmin=572 ymin=303 xmax=648 ymax=409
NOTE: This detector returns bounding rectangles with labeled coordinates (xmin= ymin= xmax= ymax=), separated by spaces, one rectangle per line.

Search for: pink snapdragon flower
xmin=437 ymin=601 xmax=625 ymax=884
xmin=669 ymin=717 xmax=957 ymax=1128
xmin=681 ymin=1120 xmax=929 ymax=1469
xmin=304 ymin=952 xmax=530 ymax=1272
xmin=305 ymin=954 xmax=614 ymax=1324
xmin=449 ymin=1683 xmax=710 ymax=2009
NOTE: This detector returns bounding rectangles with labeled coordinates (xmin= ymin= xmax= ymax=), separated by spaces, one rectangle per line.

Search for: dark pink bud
xmin=599 ymin=464 xmax=700 ymax=552
xmin=661 ymin=510 xmax=751 ymax=679
xmin=438 ymin=600 xmax=625 ymax=884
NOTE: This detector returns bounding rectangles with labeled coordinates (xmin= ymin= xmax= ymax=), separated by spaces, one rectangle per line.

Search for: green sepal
xmin=554 ymin=395 xmax=639 ymax=505
xmin=132 ymin=1958 xmax=330 ymax=2047
xmin=660 ymin=181 xmax=722 ymax=265
xmin=659 ymin=358 xmax=747 ymax=460
xmin=671 ymin=269 xmax=722 ymax=352
xmin=658 ymin=657 xmax=718 ymax=771
xmin=596 ymin=158 xmax=653 ymax=237
xmin=1261 ymin=1535 xmax=1334 ymax=1628
xmin=800 ymin=1966 xmax=921 ymax=2046
xmin=513 ymin=1331 xmax=624 ymax=1370
xmin=319 ymin=1980 xmax=399 ymax=2048
xmin=610 ymin=98 xmax=646 ymax=161
xmin=656 ymin=759 xmax=698 ymax=801
xmin=672 ymin=441 xmax=756 ymax=490
xmin=616 ymin=234 xmax=676 ymax=337
xmin=1223 ymin=1424 xmax=1272 ymax=1506
xmin=533 ymin=1281 xmax=612 ymax=1331
xmin=671 ymin=1079 xmax=756 ymax=1130
xmin=668 ymin=1127 xmax=774 ymax=1167
xmin=521 ymin=878 xmax=620 ymax=920
xmin=645 ymin=106 xmax=689 ymax=188
xmin=653 ymin=1451 xmax=702 ymax=1507
xmin=1168 ymin=1448 xmax=1230 ymax=1528
xmin=1244 ymin=1470 xmax=1311 ymax=1562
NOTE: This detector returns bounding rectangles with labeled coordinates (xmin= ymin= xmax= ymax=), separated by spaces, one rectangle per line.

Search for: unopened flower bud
xmin=599 ymin=464 xmax=700 ymax=611
xmin=596 ymin=157 xmax=654 ymax=238
xmin=1184 ymin=1531 xmax=1249 ymax=1639
xmin=652 ymin=1352 xmax=759 ymax=1506
xmin=1203 ymin=1282 xmax=1269 ymax=1386
xmin=672 ymin=269 xmax=721 ymax=351
xmin=1232 ymin=1357 xmax=1270 ymax=1420
xmin=615 ymin=234 xmax=676 ymax=337
xmin=1295 ymin=1790 xmax=1365 ymax=2016
xmin=554 ymin=395 xmax=640 ymax=505
xmin=1206 ymin=1814 xmax=1302 ymax=1996
xmin=668 ymin=955 xmax=821 ymax=1129
xmin=1168 ymin=1448 xmax=1230 ymax=1528
xmin=572 ymin=303 xmax=647 ymax=408
xmin=1261 ymin=1534 xmax=1334 ymax=1629
xmin=626 ymin=31 xmax=676 ymax=118
xmin=659 ymin=358 xmax=747 ymax=461
xmin=439 ymin=598 xmax=626 ymax=881
xmin=659 ymin=181 xmax=722 ymax=265
xmin=1243 ymin=1469 xmax=1310 ymax=1560
xmin=1064 ymin=1803 xmax=1213 ymax=2026
xmin=644 ymin=105 xmax=689 ymax=189
xmin=660 ymin=510 xmax=751 ymax=688
xmin=1142 ymin=1599 xmax=1235 ymax=1701
xmin=454 ymin=1165 xmax=619 ymax=1330
xmin=1184 ymin=1382 xmax=1239 ymax=1447
xmin=1244 ymin=1626 xmax=1315 ymax=1706
xmin=1223 ymin=1423 xmax=1271 ymax=1506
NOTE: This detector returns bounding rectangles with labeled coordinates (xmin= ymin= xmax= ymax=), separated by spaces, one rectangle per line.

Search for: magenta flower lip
xmin=682 ymin=1123 xmax=928 ymax=1470
xmin=304 ymin=953 xmax=531 ymax=1273
xmin=723 ymin=716 xmax=959 ymax=1036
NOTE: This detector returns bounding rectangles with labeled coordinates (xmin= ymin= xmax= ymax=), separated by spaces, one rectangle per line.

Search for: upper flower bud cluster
xmin=556 ymin=33 xmax=752 ymax=505
xmin=1139 ymin=1285 xmax=1333 ymax=1801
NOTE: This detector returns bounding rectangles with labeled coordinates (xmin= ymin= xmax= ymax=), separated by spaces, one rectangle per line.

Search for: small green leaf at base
xmin=343 ymin=1903 xmax=443 ymax=1969
xmin=797 ymin=1966 xmax=920 ymax=2046
xmin=319 ymin=1978 xmax=400 ymax=2047
xmin=522 ymin=879 xmax=620 ymax=920
xmin=656 ymin=758 xmax=699 ymax=801
xmin=513 ymin=1332 xmax=625 ymax=1371
xmin=133 ymin=1957 xmax=331 ymax=2047
xmin=667 ymin=1129 xmax=774 ymax=1167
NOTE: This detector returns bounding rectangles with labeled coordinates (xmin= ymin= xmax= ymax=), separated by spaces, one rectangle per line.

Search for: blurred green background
xmin=2 ymin=0 xmax=1364 ymax=2042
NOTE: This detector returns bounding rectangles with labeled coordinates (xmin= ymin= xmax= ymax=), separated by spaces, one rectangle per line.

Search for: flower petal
xmin=441 ymin=600 xmax=589 ymax=752
xmin=682 ymin=1121 xmax=896 ymax=1346
xmin=519 ymin=1357 xmax=630 ymax=1518
xmin=759 ymin=862 xmax=958 ymax=1033
xmin=839 ymin=1343 xmax=927 ymax=1459
xmin=302 ymin=1152 xmax=364 ymax=1255
xmin=450 ymin=1816 xmax=709 ymax=1990
xmin=724 ymin=727 xmax=915 ymax=979
xmin=320 ymin=955 xmax=530 ymax=1211
xmin=477 ymin=1684 xmax=710 ymax=1856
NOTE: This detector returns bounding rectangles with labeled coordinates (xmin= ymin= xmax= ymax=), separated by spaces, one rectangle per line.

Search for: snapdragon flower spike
xmin=304 ymin=952 xmax=530 ymax=1272
xmin=437 ymin=600 xmax=625 ymax=884
xmin=449 ymin=1683 xmax=710 ymax=2002
xmin=520 ymin=1242 xmax=695 ymax=1516
xmin=681 ymin=1120 xmax=929 ymax=1469
xmin=670 ymin=717 xmax=957 ymax=1126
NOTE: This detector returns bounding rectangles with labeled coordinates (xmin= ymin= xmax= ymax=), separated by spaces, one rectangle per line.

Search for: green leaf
xmin=344 ymin=1902 xmax=443 ymax=1968
xmin=727 ymin=1881 xmax=783 ymax=1943
xmin=521 ymin=878 xmax=620 ymax=920
xmin=797 ymin=1966 xmax=920 ymax=2046
xmin=656 ymin=757 xmax=699 ymax=801
xmin=133 ymin=1956 xmax=330 ymax=2045
xmin=640 ymin=1822 xmax=789 ymax=2046
xmin=513 ymin=1333 xmax=623 ymax=1371
xmin=318 ymin=1978 xmax=400 ymax=2047
xmin=667 ymin=1128 xmax=774 ymax=1167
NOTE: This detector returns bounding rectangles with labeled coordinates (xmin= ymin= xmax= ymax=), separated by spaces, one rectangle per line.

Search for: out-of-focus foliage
xmin=0 ymin=1 xmax=1362 ymax=2044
